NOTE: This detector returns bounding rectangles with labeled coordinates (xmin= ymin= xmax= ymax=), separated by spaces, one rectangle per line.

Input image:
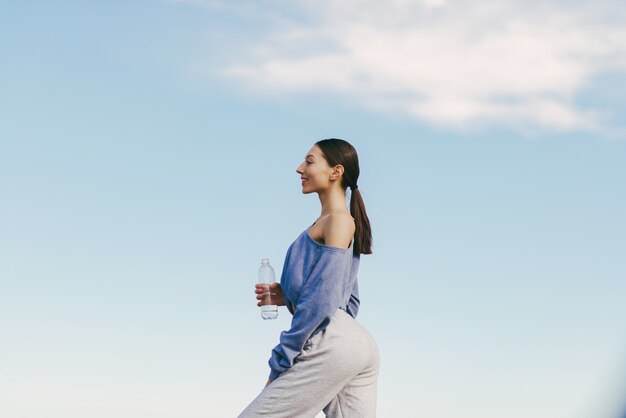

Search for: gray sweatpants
xmin=238 ymin=309 xmax=380 ymax=418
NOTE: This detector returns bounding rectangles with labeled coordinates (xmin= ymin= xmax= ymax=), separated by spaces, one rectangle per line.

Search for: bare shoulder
xmin=322 ymin=212 xmax=356 ymax=249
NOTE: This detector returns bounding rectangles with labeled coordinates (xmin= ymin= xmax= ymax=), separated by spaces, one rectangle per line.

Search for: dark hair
xmin=315 ymin=138 xmax=372 ymax=255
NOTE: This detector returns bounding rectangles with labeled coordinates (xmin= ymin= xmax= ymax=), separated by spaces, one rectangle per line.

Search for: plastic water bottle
xmin=258 ymin=258 xmax=278 ymax=320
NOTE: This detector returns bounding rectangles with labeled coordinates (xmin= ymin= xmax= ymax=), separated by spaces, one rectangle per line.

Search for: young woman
xmin=238 ymin=138 xmax=380 ymax=418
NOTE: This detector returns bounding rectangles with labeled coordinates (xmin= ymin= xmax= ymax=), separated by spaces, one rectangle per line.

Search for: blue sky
xmin=1 ymin=1 xmax=625 ymax=417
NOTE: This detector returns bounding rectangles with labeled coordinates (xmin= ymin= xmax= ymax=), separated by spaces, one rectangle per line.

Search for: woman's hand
xmin=255 ymin=282 xmax=285 ymax=307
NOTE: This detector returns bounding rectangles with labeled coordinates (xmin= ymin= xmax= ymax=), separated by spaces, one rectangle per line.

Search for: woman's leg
xmin=323 ymin=323 xmax=379 ymax=418
xmin=238 ymin=310 xmax=377 ymax=418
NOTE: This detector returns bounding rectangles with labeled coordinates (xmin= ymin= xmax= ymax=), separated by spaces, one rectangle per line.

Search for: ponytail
xmin=349 ymin=187 xmax=372 ymax=255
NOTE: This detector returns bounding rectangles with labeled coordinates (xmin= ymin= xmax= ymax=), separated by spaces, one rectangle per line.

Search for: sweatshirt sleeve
xmin=268 ymin=247 xmax=350 ymax=381
xmin=345 ymin=280 xmax=360 ymax=318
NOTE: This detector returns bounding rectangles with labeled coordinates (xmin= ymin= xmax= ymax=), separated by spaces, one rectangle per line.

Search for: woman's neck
xmin=317 ymin=186 xmax=349 ymax=216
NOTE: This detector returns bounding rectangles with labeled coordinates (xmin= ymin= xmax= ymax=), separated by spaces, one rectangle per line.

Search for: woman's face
xmin=296 ymin=145 xmax=333 ymax=194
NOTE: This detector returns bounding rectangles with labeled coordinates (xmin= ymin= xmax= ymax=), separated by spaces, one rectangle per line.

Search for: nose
xmin=296 ymin=163 xmax=304 ymax=174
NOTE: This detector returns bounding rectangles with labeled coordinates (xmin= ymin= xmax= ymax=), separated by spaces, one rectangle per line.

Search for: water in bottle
xmin=258 ymin=258 xmax=278 ymax=320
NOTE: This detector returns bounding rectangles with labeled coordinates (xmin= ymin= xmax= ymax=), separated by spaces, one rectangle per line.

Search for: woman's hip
xmin=298 ymin=308 xmax=378 ymax=373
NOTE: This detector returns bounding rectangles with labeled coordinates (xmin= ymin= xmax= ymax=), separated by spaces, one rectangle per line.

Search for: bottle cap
xmin=261 ymin=258 xmax=269 ymax=264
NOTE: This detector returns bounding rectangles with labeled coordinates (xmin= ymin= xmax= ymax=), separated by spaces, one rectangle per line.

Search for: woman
xmin=239 ymin=138 xmax=380 ymax=418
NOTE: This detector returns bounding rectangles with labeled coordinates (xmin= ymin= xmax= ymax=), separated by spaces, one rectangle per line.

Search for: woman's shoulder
xmin=321 ymin=212 xmax=355 ymax=249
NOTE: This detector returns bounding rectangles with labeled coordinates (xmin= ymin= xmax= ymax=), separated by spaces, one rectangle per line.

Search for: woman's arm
xmin=325 ymin=212 xmax=360 ymax=317
xmin=267 ymin=246 xmax=351 ymax=381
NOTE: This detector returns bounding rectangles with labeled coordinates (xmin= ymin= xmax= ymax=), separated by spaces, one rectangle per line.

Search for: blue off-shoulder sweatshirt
xmin=268 ymin=227 xmax=361 ymax=381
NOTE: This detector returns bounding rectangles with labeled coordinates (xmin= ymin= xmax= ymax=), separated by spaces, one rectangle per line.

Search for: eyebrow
xmin=305 ymin=155 xmax=316 ymax=160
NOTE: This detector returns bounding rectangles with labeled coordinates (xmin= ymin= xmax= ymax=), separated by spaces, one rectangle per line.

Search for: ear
xmin=329 ymin=164 xmax=345 ymax=181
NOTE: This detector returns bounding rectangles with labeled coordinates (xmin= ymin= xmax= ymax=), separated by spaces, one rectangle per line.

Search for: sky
xmin=1 ymin=1 xmax=625 ymax=417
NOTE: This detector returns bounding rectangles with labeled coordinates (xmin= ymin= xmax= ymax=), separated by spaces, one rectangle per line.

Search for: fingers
xmin=256 ymin=283 xmax=280 ymax=290
xmin=255 ymin=283 xmax=280 ymax=308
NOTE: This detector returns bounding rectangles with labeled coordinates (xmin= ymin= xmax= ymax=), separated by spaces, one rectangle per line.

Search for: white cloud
xmin=180 ymin=0 xmax=626 ymax=133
